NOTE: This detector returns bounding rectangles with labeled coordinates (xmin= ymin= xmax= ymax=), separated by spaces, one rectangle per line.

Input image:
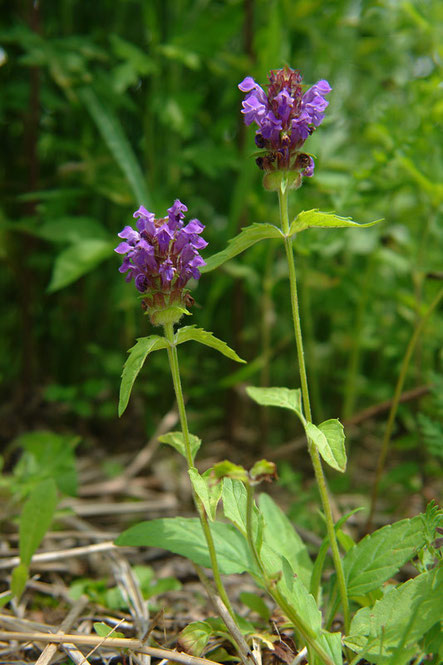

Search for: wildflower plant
xmin=115 ymin=67 xmax=443 ymax=665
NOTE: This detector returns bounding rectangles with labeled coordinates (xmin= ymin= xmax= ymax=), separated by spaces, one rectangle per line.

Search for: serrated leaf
xmin=115 ymin=517 xmax=255 ymax=575
xmin=19 ymin=478 xmax=58 ymax=566
xmin=315 ymin=419 xmax=346 ymax=472
xmin=246 ymin=386 xmax=302 ymax=415
xmin=118 ymin=335 xmax=168 ymax=416
xmin=78 ymin=87 xmax=151 ymax=205
xmin=259 ymin=493 xmax=313 ymax=589
xmin=188 ymin=468 xmax=223 ymax=521
xmin=289 ymin=209 xmax=382 ymax=234
xmin=345 ymin=567 xmax=443 ymax=664
xmin=343 ymin=515 xmax=427 ymax=597
xmin=47 ymin=239 xmax=114 ymax=292
xmin=158 ymin=431 xmax=202 ymax=463
xmin=201 ymin=223 xmax=283 ymax=273
xmin=175 ymin=326 xmax=245 ymax=363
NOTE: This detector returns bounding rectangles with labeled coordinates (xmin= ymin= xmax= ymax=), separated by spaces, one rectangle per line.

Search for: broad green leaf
xmin=115 ymin=517 xmax=255 ymax=575
xmin=188 ymin=468 xmax=223 ymax=521
xmin=201 ymin=223 xmax=283 ymax=273
xmin=278 ymin=558 xmax=342 ymax=665
xmin=78 ymin=87 xmax=151 ymax=205
xmin=19 ymin=478 xmax=58 ymax=567
xmin=289 ymin=209 xmax=382 ymax=235
xmin=47 ymin=239 xmax=114 ymax=292
xmin=222 ymin=478 xmax=259 ymax=537
xmin=11 ymin=563 xmax=29 ymax=600
xmin=239 ymin=592 xmax=271 ymax=621
xmin=36 ymin=216 xmax=109 ymax=244
xmin=118 ymin=335 xmax=168 ymax=416
xmin=317 ymin=419 xmax=346 ymax=472
xmin=175 ymin=326 xmax=245 ymax=363
xmin=305 ymin=422 xmax=345 ymax=473
xmin=158 ymin=431 xmax=202 ymax=463
xmin=343 ymin=515 xmax=427 ymax=597
xmin=259 ymin=493 xmax=313 ymax=589
xmin=246 ymin=386 xmax=302 ymax=415
xmin=178 ymin=621 xmax=212 ymax=656
xmin=345 ymin=567 xmax=443 ymax=664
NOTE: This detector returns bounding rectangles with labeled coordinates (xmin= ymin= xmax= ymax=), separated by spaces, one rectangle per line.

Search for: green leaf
xmin=118 ymin=335 xmax=168 ymax=416
xmin=309 ymin=419 xmax=347 ymax=472
xmin=222 ymin=479 xmax=260 ymax=538
xmin=178 ymin=621 xmax=213 ymax=656
xmin=115 ymin=517 xmax=255 ymax=575
xmin=246 ymin=386 xmax=302 ymax=415
xmin=47 ymin=239 xmax=114 ymax=292
xmin=201 ymin=223 xmax=283 ymax=272
xmin=158 ymin=431 xmax=202 ymax=463
xmin=250 ymin=459 xmax=277 ymax=483
xmin=345 ymin=567 xmax=443 ymax=664
xmin=19 ymin=478 xmax=58 ymax=567
xmin=343 ymin=515 xmax=427 ymax=597
xmin=211 ymin=460 xmax=249 ymax=483
xmin=175 ymin=326 xmax=246 ymax=363
xmin=188 ymin=468 xmax=223 ymax=521
xmin=35 ymin=216 xmax=109 ymax=244
xmin=11 ymin=563 xmax=29 ymax=600
xmin=289 ymin=209 xmax=382 ymax=234
xmin=259 ymin=493 xmax=313 ymax=589
xmin=78 ymin=87 xmax=151 ymax=205
xmin=93 ymin=622 xmax=125 ymax=639
xmin=239 ymin=591 xmax=271 ymax=621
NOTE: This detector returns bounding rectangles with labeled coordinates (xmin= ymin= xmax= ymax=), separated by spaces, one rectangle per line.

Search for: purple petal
xmin=118 ymin=226 xmax=139 ymax=243
xmin=275 ymin=89 xmax=294 ymax=124
xmin=156 ymin=224 xmax=174 ymax=252
xmin=238 ymin=76 xmax=257 ymax=92
xmin=303 ymin=157 xmax=315 ymax=177
xmin=115 ymin=241 xmax=132 ymax=254
xmin=135 ymin=273 xmax=149 ymax=292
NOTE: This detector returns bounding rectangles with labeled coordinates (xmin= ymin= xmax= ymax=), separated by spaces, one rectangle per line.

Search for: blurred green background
xmin=1 ymin=0 xmax=442 ymax=472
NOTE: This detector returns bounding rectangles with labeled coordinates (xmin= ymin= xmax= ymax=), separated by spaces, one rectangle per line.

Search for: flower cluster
xmin=115 ymin=200 xmax=207 ymax=325
xmin=239 ymin=66 xmax=331 ymax=181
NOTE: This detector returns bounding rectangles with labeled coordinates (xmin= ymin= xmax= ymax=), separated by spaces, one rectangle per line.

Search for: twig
xmin=0 ymin=541 xmax=130 ymax=570
xmin=35 ymin=596 xmax=88 ymax=665
xmin=0 ymin=630 xmax=221 ymax=665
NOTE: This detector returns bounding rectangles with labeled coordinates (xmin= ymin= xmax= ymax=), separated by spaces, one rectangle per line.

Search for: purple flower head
xmin=238 ymin=65 xmax=331 ymax=177
xmin=115 ymin=200 xmax=207 ymax=325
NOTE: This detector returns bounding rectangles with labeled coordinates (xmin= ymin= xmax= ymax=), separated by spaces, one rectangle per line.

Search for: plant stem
xmin=244 ymin=483 xmax=335 ymax=665
xmin=278 ymin=185 xmax=350 ymax=633
xmin=163 ymin=322 xmax=235 ymax=615
xmin=366 ymin=286 xmax=443 ymax=530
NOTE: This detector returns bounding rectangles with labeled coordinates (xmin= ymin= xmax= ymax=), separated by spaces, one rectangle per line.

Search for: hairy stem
xmin=366 ymin=286 xmax=443 ymax=530
xmin=278 ymin=184 xmax=350 ymax=633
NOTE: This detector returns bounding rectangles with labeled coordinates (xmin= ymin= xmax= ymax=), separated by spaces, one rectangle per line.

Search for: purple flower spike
xmin=115 ymin=200 xmax=207 ymax=324
xmin=238 ymin=65 xmax=331 ymax=177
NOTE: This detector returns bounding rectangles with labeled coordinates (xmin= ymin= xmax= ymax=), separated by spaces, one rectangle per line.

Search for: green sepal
xmin=188 ymin=468 xmax=223 ymax=521
xmin=249 ymin=459 xmax=277 ymax=484
xmin=201 ymin=223 xmax=283 ymax=273
xmin=289 ymin=209 xmax=383 ymax=235
xmin=175 ymin=325 xmax=246 ymax=363
xmin=158 ymin=431 xmax=202 ymax=463
xmin=118 ymin=335 xmax=168 ymax=416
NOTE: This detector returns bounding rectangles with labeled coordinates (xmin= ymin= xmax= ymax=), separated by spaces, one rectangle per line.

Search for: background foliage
xmin=1 ymin=0 xmax=441 ymax=485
